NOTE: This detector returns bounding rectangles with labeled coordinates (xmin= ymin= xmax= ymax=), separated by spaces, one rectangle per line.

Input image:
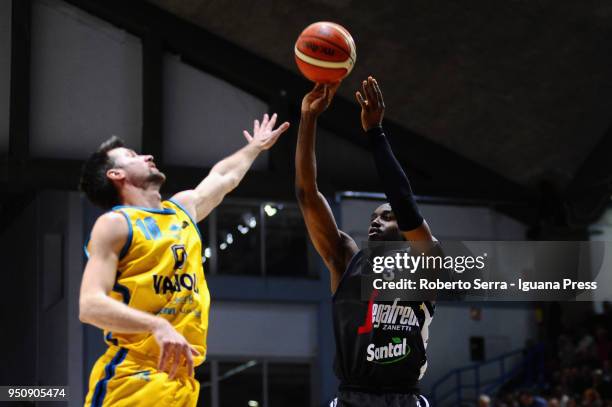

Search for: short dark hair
xmin=79 ymin=136 xmax=125 ymax=209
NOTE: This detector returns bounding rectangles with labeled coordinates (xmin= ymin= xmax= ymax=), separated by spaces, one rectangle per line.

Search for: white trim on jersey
xmin=417 ymin=394 xmax=430 ymax=407
xmin=419 ymin=303 xmax=434 ymax=380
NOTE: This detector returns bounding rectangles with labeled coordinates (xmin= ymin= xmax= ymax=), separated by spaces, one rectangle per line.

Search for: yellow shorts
xmin=84 ymin=346 xmax=200 ymax=407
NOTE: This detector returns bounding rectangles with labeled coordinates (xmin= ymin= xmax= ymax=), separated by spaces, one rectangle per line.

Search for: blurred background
xmin=0 ymin=0 xmax=611 ymax=406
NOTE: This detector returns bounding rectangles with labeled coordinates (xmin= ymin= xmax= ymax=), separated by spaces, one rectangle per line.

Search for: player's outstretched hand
xmin=153 ymin=318 xmax=200 ymax=379
xmin=301 ymin=82 xmax=341 ymax=117
xmin=243 ymin=113 xmax=290 ymax=151
xmin=355 ymin=76 xmax=385 ymax=131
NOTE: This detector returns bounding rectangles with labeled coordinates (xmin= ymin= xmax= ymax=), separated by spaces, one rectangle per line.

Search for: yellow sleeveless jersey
xmin=86 ymin=199 xmax=210 ymax=366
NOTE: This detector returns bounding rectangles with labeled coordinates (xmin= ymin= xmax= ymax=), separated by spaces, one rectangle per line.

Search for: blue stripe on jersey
xmin=168 ymin=199 xmax=202 ymax=241
xmin=112 ymin=283 xmax=130 ymax=304
xmin=115 ymin=210 xmax=133 ymax=260
xmin=105 ymin=283 xmax=131 ymax=347
xmin=111 ymin=204 xmax=176 ymax=215
xmin=105 ymin=332 xmax=118 ymax=346
xmin=91 ymin=347 xmax=128 ymax=407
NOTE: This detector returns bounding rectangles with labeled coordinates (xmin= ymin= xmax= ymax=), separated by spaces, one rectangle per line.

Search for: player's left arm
xmin=171 ymin=113 xmax=290 ymax=222
xmin=356 ymin=76 xmax=437 ymax=253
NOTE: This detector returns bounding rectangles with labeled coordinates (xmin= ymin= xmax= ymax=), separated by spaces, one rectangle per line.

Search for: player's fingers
xmin=355 ymin=91 xmax=366 ymax=108
xmin=313 ymin=83 xmax=324 ymax=93
xmin=243 ymin=130 xmax=253 ymax=142
xmin=261 ymin=113 xmax=269 ymax=129
xmin=272 ymin=122 xmax=290 ymax=137
xmin=190 ymin=346 xmax=201 ymax=356
xmin=185 ymin=349 xmax=194 ymax=376
xmin=372 ymin=79 xmax=384 ymax=108
xmin=254 ymin=119 xmax=260 ymax=133
xmin=361 ymin=80 xmax=368 ymax=102
xmin=364 ymin=78 xmax=375 ymax=104
xmin=280 ymin=121 xmax=291 ymax=134
xmin=324 ymin=84 xmax=335 ymax=102
xmin=267 ymin=113 xmax=278 ymax=130
xmin=329 ymin=81 xmax=341 ymax=97
xmin=322 ymin=84 xmax=330 ymax=101
xmin=168 ymin=345 xmax=182 ymax=379
xmin=158 ymin=345 xmax=167 ymax=371
xmin=159 ymin=343 xmax=173 ymax=372
xmin=365 ymin=77 xmax=377 ymax=109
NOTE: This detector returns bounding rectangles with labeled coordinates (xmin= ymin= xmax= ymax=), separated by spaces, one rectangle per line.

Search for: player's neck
xmin=120 ymin=185 xmax=162 ymax=209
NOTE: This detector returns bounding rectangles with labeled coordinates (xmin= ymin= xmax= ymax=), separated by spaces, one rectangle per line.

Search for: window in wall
xmin=264 ymin=204 xmax=313 ymax=278
xmin=199 ymin=199 xmax=317 ymax=279
xmin=29 ymin=0 xmax=142 ymax=159
xmin=218 ymin=361 xmax=263 ymax=407
xmin=198 ymin=360 xmax=311 ymax=407
xmin=163 ymin=54 xmax=269 ymax=169
xmin=268 ymin=362 xmax=310 ymax=407
xmin=216 ymin=202 xmax=261 ymax=276
xmin=195 ymin=362 xmax=212 ymax=407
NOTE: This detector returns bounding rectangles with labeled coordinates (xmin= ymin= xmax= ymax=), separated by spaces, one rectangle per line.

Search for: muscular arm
xmin=357 ymin=77 xmax=436 ymax=252
xmin=295 ymin=85 xmax=358 ymax=293
xmin=367 ymin=125 xmax=436 ymax=247
xmin=172 ymin=113 xmax=290 ymax=222
xmin=79 ymin=212 xmax=165 ymax=333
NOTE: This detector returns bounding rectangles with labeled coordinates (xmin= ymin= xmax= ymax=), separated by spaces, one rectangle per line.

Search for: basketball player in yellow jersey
xmin=78 ymin=113 xmax=290 ymax=407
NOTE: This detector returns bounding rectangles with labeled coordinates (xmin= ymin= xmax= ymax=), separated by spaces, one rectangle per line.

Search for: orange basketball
xmin=294 ymin=22 xmax=356 ymax=83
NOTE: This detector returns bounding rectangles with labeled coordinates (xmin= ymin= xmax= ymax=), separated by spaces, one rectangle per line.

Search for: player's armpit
xmin=169 ymin=190 xmax=200 ymax=220
xmin=170 ymin=172 xmax=234 ymax=223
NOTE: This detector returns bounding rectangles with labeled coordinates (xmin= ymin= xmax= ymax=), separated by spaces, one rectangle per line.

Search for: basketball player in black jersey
xmin=296 ymin=77 xmax=437 ymax=407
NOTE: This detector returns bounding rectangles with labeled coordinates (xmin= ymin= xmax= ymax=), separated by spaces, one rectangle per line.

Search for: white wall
xmin=163 ymin=54 xmax=269 ymax=169
xmin=207 ymin=301 xmax=317 ymax=358
xmin=24 ymin=0 xmax=273 ymax=164
xmin=29 ymin=0 xmax=142 ymax=158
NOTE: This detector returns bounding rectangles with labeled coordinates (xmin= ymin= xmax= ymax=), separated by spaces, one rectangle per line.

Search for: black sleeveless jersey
xmin=332 ymin=250 xmax=435 ymax=394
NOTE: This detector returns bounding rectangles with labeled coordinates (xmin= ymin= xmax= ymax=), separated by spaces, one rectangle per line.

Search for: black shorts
xmin=330 ymin=390 xmax=429 ymax=407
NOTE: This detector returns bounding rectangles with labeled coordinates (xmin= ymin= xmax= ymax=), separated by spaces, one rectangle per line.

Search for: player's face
xmin=368 ymin=203 xmax=403 ymax=241
xmin=107 ymin=147 xmax=166 ymax=187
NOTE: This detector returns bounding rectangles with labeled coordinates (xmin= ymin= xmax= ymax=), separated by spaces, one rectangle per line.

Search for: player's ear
xmin=107 ymin=168 xmax=125 ymax=181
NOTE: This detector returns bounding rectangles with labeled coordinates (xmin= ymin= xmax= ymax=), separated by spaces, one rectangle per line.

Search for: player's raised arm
xmin=295 ymin=83 xmax=358 ymax=293
xmin=356 ymin=76 xmax=436 ymax=252
xmin=171 ymin=113 xmax=290 ymax=223
xmin=79 ymin=212 xmax=199 ymax=377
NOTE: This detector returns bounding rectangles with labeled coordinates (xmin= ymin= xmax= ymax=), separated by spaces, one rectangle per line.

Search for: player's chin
xmin=368 ymin=233 xmax=383 ymax=241
xmin=147 ymin=171 xmax=166 ymax=184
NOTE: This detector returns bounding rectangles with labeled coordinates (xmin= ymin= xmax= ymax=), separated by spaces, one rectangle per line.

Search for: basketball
xmin=294 ymin=21 xmax=357 ymax=83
